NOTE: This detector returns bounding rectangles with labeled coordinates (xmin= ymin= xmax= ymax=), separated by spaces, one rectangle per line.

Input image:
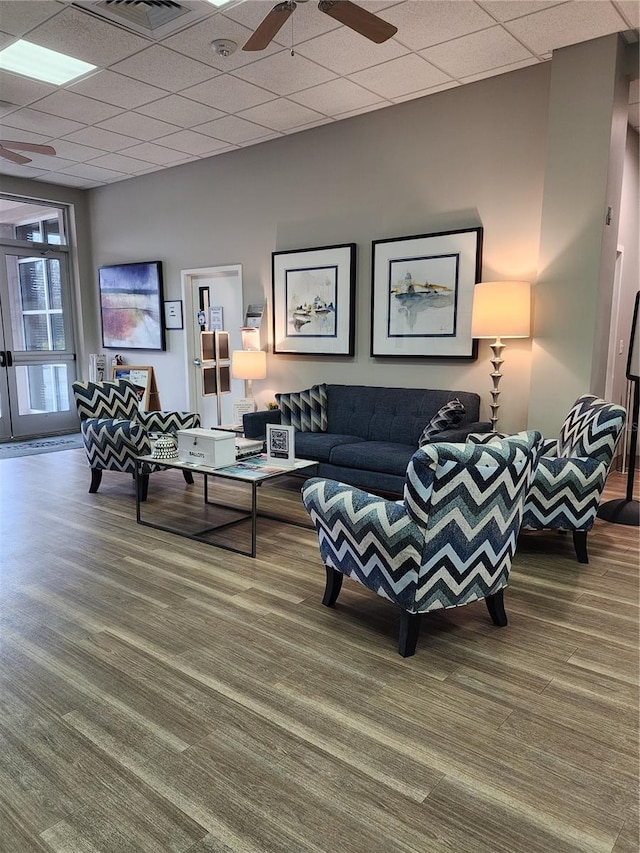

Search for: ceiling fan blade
xmin=318 ymin=0 xmax=397 ymax=43
xmin=243 ymin=2 xmax=296 ymax=51
xmin=0 ymin=146 xmax=31 ymax=165
xmin=0 ymin=140 xmax=56 ymax=156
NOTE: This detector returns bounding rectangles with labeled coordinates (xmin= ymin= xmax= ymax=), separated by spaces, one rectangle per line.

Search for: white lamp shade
xmin=231 ymin=349 xmax=267 ymax=380
xmin=471 ymin=281 xmax=531 ymax=339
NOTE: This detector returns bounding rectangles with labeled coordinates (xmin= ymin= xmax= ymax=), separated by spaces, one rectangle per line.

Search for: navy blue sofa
xmin=243 ymin=384 xmax=491 ymax=495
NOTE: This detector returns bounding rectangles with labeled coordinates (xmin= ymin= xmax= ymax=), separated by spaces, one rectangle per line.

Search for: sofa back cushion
xmin=326 ymin=385 xmax=481 ymax=446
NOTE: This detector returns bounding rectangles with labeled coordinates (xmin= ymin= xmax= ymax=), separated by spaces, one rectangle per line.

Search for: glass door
xmin=0 ymin=248 xmax=78 ymax=439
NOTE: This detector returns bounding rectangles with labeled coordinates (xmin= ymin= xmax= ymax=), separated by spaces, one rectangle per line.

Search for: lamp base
xmin=597 ymin=499 xmax=640 ymax=526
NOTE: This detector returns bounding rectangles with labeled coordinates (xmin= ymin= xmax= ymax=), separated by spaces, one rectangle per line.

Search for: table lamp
xmin=231 ymin=349 xmax=267 ymax=400
xmin=471 ymin=280 xmax=531 ymax=432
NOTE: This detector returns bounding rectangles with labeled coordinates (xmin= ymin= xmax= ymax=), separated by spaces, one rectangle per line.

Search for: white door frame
xmin=180 ymin=264 xmax=243 ymax=422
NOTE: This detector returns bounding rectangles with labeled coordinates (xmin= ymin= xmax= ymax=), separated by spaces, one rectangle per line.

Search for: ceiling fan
xmin=243 ymin=0 xmax=397 ymax=51
xmin=0 ymin=141 xmax=57 ymax=165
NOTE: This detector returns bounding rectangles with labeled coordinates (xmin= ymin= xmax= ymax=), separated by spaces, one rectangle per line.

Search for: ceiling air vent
xmin=72 ymin=0 xmax=221 ymax=39
xmin=98 ymin=0 xmax=190 ymax=31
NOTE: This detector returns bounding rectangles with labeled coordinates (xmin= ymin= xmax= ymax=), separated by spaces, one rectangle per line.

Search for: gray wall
xmin=84 ymin=61 xmax=551 ymax=430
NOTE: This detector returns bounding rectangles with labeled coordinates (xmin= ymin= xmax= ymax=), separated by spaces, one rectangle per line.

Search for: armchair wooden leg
xmin=182 ymin=470 xmax=194 ymax=485
xmin=573 ymin=530 xmax=589 ymax=564
xmin=137 ymin=474 xmax=149 ymax=503
xmin=485 ymin=589 xmax=508 ymax=627
xmin=322 ymin=566 xmax=343 ymax=607
xmin=398 ymin=611 xmax=421 ymax=657
xmin=89 ymin=469 xmax=102 ymax=493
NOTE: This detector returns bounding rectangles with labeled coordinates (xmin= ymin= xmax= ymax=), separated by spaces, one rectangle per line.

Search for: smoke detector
xmin=211 ymin=39 xmax=237 ymax=58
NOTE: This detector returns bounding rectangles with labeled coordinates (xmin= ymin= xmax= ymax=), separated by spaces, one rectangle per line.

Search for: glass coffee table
xmin=135 ymin=453 xmax=317 ymax=557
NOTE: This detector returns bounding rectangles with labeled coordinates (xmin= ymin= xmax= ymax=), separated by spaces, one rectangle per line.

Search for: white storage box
xmin=177 ymin=428 xmax=236 ymax=469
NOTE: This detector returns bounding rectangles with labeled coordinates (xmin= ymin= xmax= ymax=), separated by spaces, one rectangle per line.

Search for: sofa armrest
xmin=242 ymin=409 xmax=281 ymax=439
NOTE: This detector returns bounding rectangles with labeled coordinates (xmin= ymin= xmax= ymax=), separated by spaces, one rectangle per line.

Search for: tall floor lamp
xmin=471 ymin=281 xmax=531 ymax=432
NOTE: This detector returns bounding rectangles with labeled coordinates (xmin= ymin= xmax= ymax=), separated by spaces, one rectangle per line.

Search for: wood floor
xmin=0 ymin=449 xmax=638 ymax=853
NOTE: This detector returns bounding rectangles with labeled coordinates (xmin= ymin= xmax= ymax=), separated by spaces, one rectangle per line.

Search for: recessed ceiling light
xmin=0 ymin=40 xmax=96 ymax=85
xmin=205 ymin=0 xmax=235 ymax=6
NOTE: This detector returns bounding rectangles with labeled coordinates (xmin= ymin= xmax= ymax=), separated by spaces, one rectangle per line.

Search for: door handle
xmin=193 ymin=357 xmax=202 ymax=367
xmin=6 ymin=351 xmax=12 ymax=367
xmin=0 ymin=351 xmax=5 ymax=367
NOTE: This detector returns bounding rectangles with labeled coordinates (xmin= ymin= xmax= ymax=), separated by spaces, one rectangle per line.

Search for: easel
xmin=112 ymin=366 xmax=161 ymax=411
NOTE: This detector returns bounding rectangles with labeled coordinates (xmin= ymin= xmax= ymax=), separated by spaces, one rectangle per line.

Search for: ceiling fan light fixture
xmin=0 ymin=39 xmax=96 ymax=85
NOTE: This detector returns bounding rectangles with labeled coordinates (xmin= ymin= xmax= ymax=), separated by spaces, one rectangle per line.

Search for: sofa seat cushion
xmin=294 ymin=432 xmax=365 ymax=463
xmin=329 ymin=441 xmax=416 ymax=477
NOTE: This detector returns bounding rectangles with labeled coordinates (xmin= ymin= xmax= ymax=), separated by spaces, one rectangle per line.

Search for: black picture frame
xmin=370 ymin=227 xmax=482 ymax=359
xmin=99 ymin=260 xmax=165 ymax=351
xmin=272 ymin=243 xmax=356 ymax=356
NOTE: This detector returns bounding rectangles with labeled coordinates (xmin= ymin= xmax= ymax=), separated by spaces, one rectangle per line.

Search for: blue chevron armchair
xmin=72 ymin=380 xmax=200 ymax=500
xmin=302 ymin=431 xmax=542 ymax=657
xmin=469 ymin=395 xmax=626 ymax=563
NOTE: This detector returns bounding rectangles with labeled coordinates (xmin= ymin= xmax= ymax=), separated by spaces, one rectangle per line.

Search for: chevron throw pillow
xmin=419 ymin=398 xmax=465 ymax=445
xmin=277 ymin=384 xmax=327 ymax=432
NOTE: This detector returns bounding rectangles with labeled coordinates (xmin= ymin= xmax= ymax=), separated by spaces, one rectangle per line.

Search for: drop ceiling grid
xmin=0 ymin=0 xmax=636 ymax=188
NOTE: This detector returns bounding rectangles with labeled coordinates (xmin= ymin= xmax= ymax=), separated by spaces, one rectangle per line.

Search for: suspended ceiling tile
xmin=612 ymin=0 xmax=640 ymax=28
xmin=421 ymin=26 xmax=535 ymax=78
xmin=26 ymin=5 xmax=150 ymax=66
xmin=46 ymin=138 xmax=107 ymax=163
xmin=384 ymin=0 xmax=496 ymax=51
xmin=349 ymin=53 xmax=451 ymax=100
xmin=136 ymin=94 xmax=225 ymax=127
xmin=150 ymin=128 xmax=231 ymax=155
xmin=30 ymin=90 xmax=123 ymax=124
xmin=181 ymin=74 xmax=276 ymax=112
xmin=0 ymin=70 xmax=55 ymax=107
xmin=41 ymin=171 xmax=102 ymax=188
xmin=0 ymin=1 xmax=63 ymax=37
xmin=61 ymin=125 xmax=139 ymax=152
xmin=233 ymin=50 xmax=337 ymax=96
xmin=110 ymin=46 xmax=218 ymax=93
xmin=0 ymin=160 xmax=48 ymax=178
xmin=335 ymin=100 xmax=393 ymax=120
xmin=292 ymin=23 xmax=408 ymax=76
xmin=69 ymin=70 xmax=168 ymax=110
xmin=504 ymin=1 xmax=629 ymax=55
xmin=0 ymin=125 xmax=50 ymax=144
xmin=116 ymin=141 xmax=192 ymax=165
xmin=238 ymin=98 xmax=325 ymax=131
xmin=289 ymin=78 xmax=385 ymax=116
xmin=0 ymin=106 xmax=84 ymax=137
xmin=85 ymin=151 xmax=158 ymax=173
xmin=477 ymin=1 xmax=567 ymax=24
xmin=193 ymin=114 xmax=273 ymax=144
xmin=460 ymin=56 xmax=541 ymax=85
xmin=57 ymin=161 xmax=127 ymax=181
xmin=96 ymin=111 xmax=181 ymax=141
xmin=391 ymin=80 xmax=459 ymax=103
